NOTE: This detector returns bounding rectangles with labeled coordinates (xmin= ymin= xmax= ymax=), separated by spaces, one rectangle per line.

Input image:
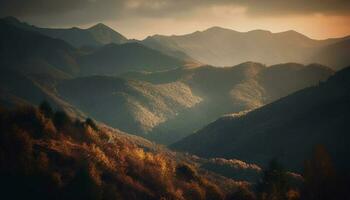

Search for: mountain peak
xmin=89 ymin=23 xmax=111 ymax=30
xmin=204 ymin=26 xmax=236 ymax=33
xmin=2 ymin=16 xmax=21 ymax=23
xmin=247 ymin=29 xmax=272 ymax=35
xmin=87 ymin=23 xmax=128 ymax=44
xmin=1 ymin=16 xmax=25 ymax=27
xmin=276 ymin=29 xmax=310 ymax=39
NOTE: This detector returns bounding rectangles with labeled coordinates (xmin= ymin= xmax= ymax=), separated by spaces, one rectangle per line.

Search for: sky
xmin=1 ymin=0 xmax=349 ymax=40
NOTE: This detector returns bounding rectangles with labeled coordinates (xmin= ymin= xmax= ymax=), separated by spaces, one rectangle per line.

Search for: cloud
xmin=0 ymin=0 xmax=124 ymax=25
xmin=237 ymin=0 xmax=350 ymax=16
xmin=0 ymin=0 xmax=349 ymax=26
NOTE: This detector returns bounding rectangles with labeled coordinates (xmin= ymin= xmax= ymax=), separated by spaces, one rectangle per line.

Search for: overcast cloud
xmin=0 ymin=0 xmax=349 ymax=39
xmin=1 ymin=0 xmax=349 ymax=24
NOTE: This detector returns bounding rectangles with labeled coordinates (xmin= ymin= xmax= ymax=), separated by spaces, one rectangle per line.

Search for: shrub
xmin=226 ymin=186 xmax=256 ymax=200
xmin=176 ymin=164 xmax=199 ymax=181
xmin=256 ymin=160 xmax=290 ymax=200
xmin=53 ymin=111 xmax=71 ymax=130
xmin=85 ymin=118 xmax=99 ymax=131
xmin=0 ymin=105 xmax=234 ymax=200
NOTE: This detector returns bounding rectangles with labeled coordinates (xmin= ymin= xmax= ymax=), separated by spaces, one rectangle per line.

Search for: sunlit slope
xmin=0 ymin=105 xmax=244 ymax=200
xmin=57 ymin=76 xmax=201 ymax=135
xmin=172 ymin=66 xmax=350 ymax=171
xmin=78 ymin=43 xmax=185 ymax=76
xmin=125 ymin=62 xmax=333 ymax=144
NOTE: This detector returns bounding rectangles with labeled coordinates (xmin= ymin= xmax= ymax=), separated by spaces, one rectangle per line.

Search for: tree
xmin=39 ymin=100 xmax=53 ymax=118
xmin=176 ymin=164 xmax=199 ymax=181
xmin=53 ymin=111 xmax=70 ymax=130
xmin=301 ymin=145 xmax=337 ymax=200
xmin=256 ymin=159 xmax=290 ymax=200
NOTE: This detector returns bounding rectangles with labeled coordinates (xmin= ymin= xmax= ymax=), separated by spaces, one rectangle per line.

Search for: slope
xmin=0 ymin=21 xmax=79 ymax=76
xmin=0 ymin=20 xmax=187 ymax=77
xmin=78 ymin=43 xmax=186 ymax=75
xmin=0 ymin=104 xmax=245 ymax=200
xmin=123 ymin=62 xmax=333 ymax=144
xmin=57 ymin=76 xmax=201 ymax=136
xmin=172 ymin=66 xmax=350 ymax=171
xmin=308 ymin=37 xmax=350 ymax=70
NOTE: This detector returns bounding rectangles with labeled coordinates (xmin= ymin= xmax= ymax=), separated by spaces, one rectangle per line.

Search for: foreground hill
xmin=1 ymin=16 xmax=128 ymax=47
xmin=0 ymin=104 xmax=251 ymax=200
xmin=172 ymin=66 xmax=350 ymax=171
xmin=142 ymin=27 xmax=350 ymax=69
xmin=124 ymin=62 xmax=333 ymax=143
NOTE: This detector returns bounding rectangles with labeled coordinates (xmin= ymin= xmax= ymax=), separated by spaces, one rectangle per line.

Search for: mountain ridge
xmin=1 ymin=16 xmax=128 ymax=47
xmin=142 ymin=26 xmax=350 ymax=69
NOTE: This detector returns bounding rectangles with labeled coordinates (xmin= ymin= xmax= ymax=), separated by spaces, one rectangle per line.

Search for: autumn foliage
xmin=0 ymin=104 xmax=241 ymax=200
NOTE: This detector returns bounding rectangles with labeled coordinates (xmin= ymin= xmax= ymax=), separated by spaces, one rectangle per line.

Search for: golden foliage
xmin=0 ymin=105 xmax=236 ymax=200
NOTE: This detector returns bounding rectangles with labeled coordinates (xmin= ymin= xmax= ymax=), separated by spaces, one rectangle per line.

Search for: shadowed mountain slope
xmin=0 ymin=21 xmax=79 ymax=76
xmin=0 ymin=20 xmax=186 ymax=77
xmin=172 ymin=66 xmax=350 ymax=171
xmin=78 ymin=43 xmax=185 ymax=76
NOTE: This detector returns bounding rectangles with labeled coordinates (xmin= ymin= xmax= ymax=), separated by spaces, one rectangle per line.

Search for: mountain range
xmin=1 ymin=17 xmax=344 ymax=146
xmin=0 ymin=20 xmax=334 ymax=144
xmin=1 ymin=15 xmax=350 ymax=199
xmin=0 ymin=19 xmax=185 ymax=77
xmin=172 ymin=66 xmax=350 ymax=171
xmin=142 ymin=27 xmax=350 ymax=70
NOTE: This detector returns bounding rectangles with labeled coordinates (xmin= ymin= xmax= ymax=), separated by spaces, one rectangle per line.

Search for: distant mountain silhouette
xmin=172 ymin=66 xmax=350 ymax=171
xmin=1 ymin=16 xmax=128 ymax=47
xmin=0 ymin=21 xmax=79 ymax=76
xmin=308 ymin=37 xmax=350 ymax=70
xmin=0 ymin=20 xmax=185 ymax=77
xmin=78 ymin=42 xmax=185 ymax=75
xmin=142 ymin=26 xmax=350 ymax=69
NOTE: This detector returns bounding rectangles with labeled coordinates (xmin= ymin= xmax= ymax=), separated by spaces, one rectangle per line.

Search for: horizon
xmin=5 ymin=15 xmax=350 ymax=41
